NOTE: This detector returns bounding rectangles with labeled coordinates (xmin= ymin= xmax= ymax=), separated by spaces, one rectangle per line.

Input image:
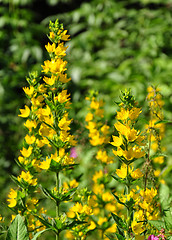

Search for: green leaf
xmin=111 ymin=175 xmax=126 ymax=184
xmin=31 ymin=228 xmax=51 ymax=240
xmin=148 ymin=220 xmax=166 ymax=231
xmin=116 ymin=226 xmax=125 ymax=238
xmin=112 ymin=193 xmax=125 ymax=206
xmin=41 ymin=187 xmax=57 ymax=202
xmin=41 ymin=186 xmax=77 ymax=204
xmin=66 ymin=220 xmax=86 ymax=230
xmin=34 ymin=215 xmax=55 ymax=232
xmin=164 ymin=207 xmax=172 ymax=231
xmin=105 ymin=233 xmax=116 ymax=239
xmin=6 ymin=214 xmax=29 ymax=240
xmin=111 ymin=213 xmax=126 ymax=230
xmin=115 ymin=233 xmax=125 ymax=240
xmin=125 ymin=198 xmax=135 ymax=210
xmin=159 ymin=184 xmax=170 ymax=209
xmin=154 ymin=120 xmax=172 ymax=125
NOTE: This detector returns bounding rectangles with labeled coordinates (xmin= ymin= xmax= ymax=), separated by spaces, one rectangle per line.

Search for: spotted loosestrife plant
xmin=145 ymin=86 xmax=166 ymax=184
xmin=108 ymin=90 xmax=161 ymax=240
xmin=5 ymin=19 xmax=86 ymax=240
xmin=84 ymin=92 xmax=119 ymax=239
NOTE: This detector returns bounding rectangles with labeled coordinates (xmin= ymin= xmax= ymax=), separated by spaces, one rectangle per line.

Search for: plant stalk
xmin=56 ymin=171 xmax=60 ymax=240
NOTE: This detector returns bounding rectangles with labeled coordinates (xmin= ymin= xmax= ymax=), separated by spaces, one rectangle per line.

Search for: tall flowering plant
xmin=109 ymin=90 xmax=160 ymax=240
xmin=5 ymin=19 xmax=84 ymax=240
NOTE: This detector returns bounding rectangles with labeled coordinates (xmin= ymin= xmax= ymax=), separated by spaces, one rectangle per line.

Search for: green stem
xmin=126 ymin=164 xmax=131 ymax=240
xmin=56 ymin=171 xmax=60 ymax=240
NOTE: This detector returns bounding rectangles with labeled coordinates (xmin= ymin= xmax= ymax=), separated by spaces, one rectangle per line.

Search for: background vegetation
xmin=0 ymin=0 xmax=172 ymax=237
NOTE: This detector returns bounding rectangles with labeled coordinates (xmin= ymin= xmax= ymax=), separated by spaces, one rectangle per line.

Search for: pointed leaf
xmin=111 ymin=213 xmax=127 ymax=230
xmin=112 ymin=193 xmax=126 ymax=206
xmin=111 ymin=175 xmax=126 ymax=184
xmin=6 ymin=214 xmax=29 ymax=240
xmin=154 ymin=120 xmax=172 ymax=125
xmin=148 ymin=220 xmax=166 ymax=231
xmin=31 ymin=228 xmax=51 ymax=240
xmin=115 ymin=233 xmax=125 ymax=240
xmin=117 ymin=226 xmax=125 ymax=237
xmin=105 ymin=233 xmax=116 ymax=239
xmin=41 ymin=187 xmax=57 ymax=202
xmin=34 ymin=215 xmax=54 ymax=231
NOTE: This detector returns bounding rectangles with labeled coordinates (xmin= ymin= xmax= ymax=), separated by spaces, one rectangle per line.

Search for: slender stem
xmin=144 ymin=128 xmax=152 ymax=191
xmin=56 ymin=171 xmax=60 ymax=240
xmin=126 ymin=164 xmax=131 ymax=240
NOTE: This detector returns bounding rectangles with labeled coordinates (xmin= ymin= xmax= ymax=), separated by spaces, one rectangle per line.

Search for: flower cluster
xmin=146 ymin=86 xmax=166 ymax=182
xmin=110 ymin=90 xmax=159 ymax=239
xmin=84 ymin=94 xmax=119 ymax=239
xmin=6 ymin=19 xmax=78 ymax=239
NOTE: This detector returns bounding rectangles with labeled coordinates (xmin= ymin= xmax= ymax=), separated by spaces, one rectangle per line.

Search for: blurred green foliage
xmin=0 ymin=0 xmax=172 ymax=231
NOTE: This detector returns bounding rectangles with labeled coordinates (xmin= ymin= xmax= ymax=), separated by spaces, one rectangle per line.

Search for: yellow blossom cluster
xmin=146 ymin=86 xmax=166 ymax=180
xmin=111 ymin=106 xmax=145 ymax=162
xmin=85 ymin=97 xmax=111 ymax=147
xmin=110 ymin=91 xmax=161 ymax=239
xmin=79 ymin=95 xmax=119 ymax=239
xmin=6 ymin=20 xmax=77 ymax=238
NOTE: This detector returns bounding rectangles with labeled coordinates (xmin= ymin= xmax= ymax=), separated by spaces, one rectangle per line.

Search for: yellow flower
xmin=92 ymin=183 xmax=104 ymax=195
xmin=86 ymin=121 xmax=96 ymax=131
xmin=88 ymin=221 xmax=96 ymax=230
xmin=43 ymin=75 xmax=56 ymax=85
xmin=38 ymin=84 xmax=47 ymax=93
xmin=17 ymin=171 xmax=37 ymax=186
xmin=7 ymin=188 xmax=17 ymax=207
xmin=55 ymin=89 xmax=70 ymax=103
xmin=69 ymin=179 xmax=79 ymax=188
xmin=85 ymin=112 xmax=93 ymax=122
xmin=42 ymin=59 xmax=67 ymax=74
xmin=116 ymin=164 xmax=128 ymax=178
xmin=49 ymin=31 xmax=55 ymax=39
xmin=131 ymin=220 xmax=144 ymax=235
xmin=98 ymin=217 xmax=107 ymax=226
xmin=54 ymin=42 xmax=68 ymax=56
xmin=102 ymin=192 xmax=114 ymax=202
xmin=58 ymin=113 xmax=71 ymax=131
xmin=23 ymin=86 xmax=34 ymax=97
xmin=89 ymin=132 xmax=104 ymax=146
xmin=24 ymin=120 xmax=37 ymax=131
xmin=25 ymin=135 xmax=36 ymax=145
xmin=90 ymin=99 xmax=103 ymax=110
xmin=96 ymin=149 xmax=113 ymax=164
xmin=67 ymin=210 xmax=75 ymax=218
xmin=106 ymin=223 xmax=117 ymax=233
xmin=114 ymin=122 xmax=138 ymax=142
xmin=110 ymin=135 xmax=123 ymax=147
xmin=45 ymin=42 xmax=56 ymax=53
xmin=60 ymin=30 xmax=70 ymax=41
xmin=105 ymin=203 xmax=116 ymax=212
xmin=101 ymin=125 xmax=110 ymax=135
xmin=131 ymin=168 xmax=143 ymax=179
xmin=116 ymin=108 xmax=129 ymax=120
xmin=20 ymin=146 xmax=33 ymax=158
xmin=153 ymin=156 xmax=164 ymax=164
xmin=129 ymin=107 xmax=142 ymax=120
xmin=92 ymin=170 xmax=103 ymax=183
xmin=59 ymin=73 xmax=71 ymax=83
xmin=18 ymin=105 xmax=30 ymax=118
xmin=40 ymin=157 xmax=51 ymax=170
